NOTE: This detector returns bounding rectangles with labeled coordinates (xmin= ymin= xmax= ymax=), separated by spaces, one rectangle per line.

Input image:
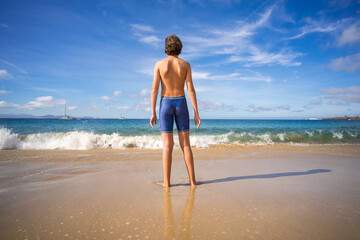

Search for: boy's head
xmin=165 ymin=34 xmax=182 ymax=56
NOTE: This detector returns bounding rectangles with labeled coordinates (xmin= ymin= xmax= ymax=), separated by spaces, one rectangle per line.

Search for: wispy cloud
xmin=67 ymin=105 xmax=78 ymax=110
xmin=0 ymin=60 xmax=28 ymax=75
xmin=0 ymin=96 xmax=66 ymax=110
xmin=329 ymin=52 xmax=360 ymax=72
xmin=20 ymin=96 xmax=65 ymax=110
xmin=113 ymin=90 xmax=122 ymax=96
xmin=0 ymin=90 xmax=10 ymax=94
xmin=285 ymin=17 xmax=341 ymax=40
xmin=0 ymin=23 xmax=8 ymax=28
xmin=181 ymin=6 xmax=302 ymax=67
xmin=130 ymin=23 xmax=161 ymax=47
xmin=32 ymin=87 xmax=61 ymax=93
xmin=139 ymin=35 xmax=161 ymax=47
xmin=193 ymin=70 xmax=272 ymax=83
xmin=320 ymin=85 xmax=360 ymax=104
xmin=337 ymin=21 xmax=360 ymax=46
xmin=130 ymin=24 xmax=155 ymax=32
xmin=101 ymin=95 xmax=111 ymax=100
xmin=228 ymin=46 xmax=302 ymax=67
xmin=198 ymin=99 xmax=237 ymax=112
xmin=117 ymin=106 xmax=130 ymax=111
xmin=182 ymin=6 xmax=273 ymax=59
xmin=0 ymin=101 xmax=19 ymax=108
xmin=0 ymin=69 xmax=9 ymax=78
xmin=309 ymin=98 xmax=323 ymax=105
xmin=246 ymin=104 xmax=291 ymax=112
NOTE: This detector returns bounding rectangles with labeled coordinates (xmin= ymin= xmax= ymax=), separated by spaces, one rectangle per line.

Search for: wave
xmin=0 ymin=127 xmax=359 ymax=150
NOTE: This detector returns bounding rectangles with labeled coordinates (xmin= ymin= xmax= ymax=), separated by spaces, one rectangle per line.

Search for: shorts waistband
xmin=161 ymin=96 xmax=185 ymax=99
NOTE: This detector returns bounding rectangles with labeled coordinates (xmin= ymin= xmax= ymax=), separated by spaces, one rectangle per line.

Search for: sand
xmin=0 ymin=145 xmax=359 ymax=239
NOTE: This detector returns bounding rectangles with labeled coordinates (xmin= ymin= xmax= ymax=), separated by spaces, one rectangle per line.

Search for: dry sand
xmin=0 ymin=145 xmax=359 ymax=239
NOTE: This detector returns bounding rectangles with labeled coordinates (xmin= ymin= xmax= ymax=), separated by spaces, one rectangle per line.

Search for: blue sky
xmin=0 ymin=0 xmax=359 ymax=119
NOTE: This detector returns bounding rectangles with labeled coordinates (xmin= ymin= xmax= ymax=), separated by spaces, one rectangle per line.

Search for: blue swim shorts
xmin=159 ymin=96 xmax=190 ymax=133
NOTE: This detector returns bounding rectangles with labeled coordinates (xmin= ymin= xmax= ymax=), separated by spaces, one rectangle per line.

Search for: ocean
xmin=0 ymin=119 xmax=359 ymax=149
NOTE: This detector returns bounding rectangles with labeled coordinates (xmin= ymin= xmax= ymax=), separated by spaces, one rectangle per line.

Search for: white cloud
xmin=32 ymin=87 xmax=60 ymax=93
xmin=0 ymin=90 xmax=10 ymax=94
xmin=193 ymin=71 xmax=272 ymax=83
xmin=130 ymin=24 xmax=155 ymax=32
xmin=125 ymin=89 xmax=152 ymax=99
xmin=0 ymin=60 xmax=27 ymax=75
xmin=117 ymin=106 xmax=130 ymax=111
xmin=113 ymin=90 xmax=122 ymax=96
xmin=198 ymin=100 xmax=224 ymax=112
xmin=180 ymin=6 xmax=302 ymax=67
xmin=228 ymin=46 xmax=302 ymax=67
xmin=130 ymin=24 xmax=161 ymax=47
xmin=35 ymin=96 xmax=54 ymax=102
xmin=20 ymin=96 xmax=65 ymax=110
xmin=182 ymin=6 xmax=274 ymax=59
xmin=309 ymin=98 xmax=323 ymax=105
xmin=320 ymin=85 xmax=360 ymax=104
xmin=139 ymin=36 xmax=161 ymax=46
xmin=0 ymin=97 xmax=65 ymax=109
xmin=138 ymin=68 xmax=154 ymax=76
xmin=0 ymin=70 xmax=8 ymax=78
xmin=101 ymin=95 xmax=111 ymax=100
xmin=338 ymin=22 xmax=360 ymax=46
xmin=197 ymin=99 xmax=237 ymax=112
xmin=68 ymin=105 xmax=78 ymax=110
xmin=329 ymin=52 xmax=360 ymax=72
xmin=246 ymin=104 xmax=276 ymax=112
xmin=140 ymin=89 xmax=151 ymax=97
xmin=0 ymin=23 xmax=8 ymax=28
xmin=134 ymin=97 xmax=151 ymax=112
xmin=195 ymin=86 xmax=214 ymax=92
xmin=336 ymin=94 xmax=360 ymax=103
xmin=327 ymin=100 xmax=345 ymax=105
xmin=285 ymin=17 xmax=341 ymax=40
xmin=0 ymin=101 xmax=19 ymax=108
xmin=246 ymin=104 xmax=291 ymax=112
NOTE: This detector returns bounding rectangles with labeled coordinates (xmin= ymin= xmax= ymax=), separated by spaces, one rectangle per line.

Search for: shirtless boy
xmin=150 ymin=34 xmax=201 ymax=187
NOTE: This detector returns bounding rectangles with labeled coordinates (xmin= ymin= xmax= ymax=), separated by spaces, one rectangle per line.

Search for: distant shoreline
xmin=320 ymin=115 xmax=360 ymax=120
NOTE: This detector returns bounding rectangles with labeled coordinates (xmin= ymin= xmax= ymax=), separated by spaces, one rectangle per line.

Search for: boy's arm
xmin=185 ymin=62 xmax=201 ymax=129
xmin=150 ymin=62 xmax=161 ymax=128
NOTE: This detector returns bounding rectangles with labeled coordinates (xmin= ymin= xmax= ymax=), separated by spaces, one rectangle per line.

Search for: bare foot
xmin=155 ymin=181 xmax=170 ymax=188
xmin=190 ymin=180 xmax=198 ymax=186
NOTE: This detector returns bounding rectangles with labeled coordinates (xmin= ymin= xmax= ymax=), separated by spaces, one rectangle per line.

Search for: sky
xmin=0 ymin=0 xmax=359 ymax=119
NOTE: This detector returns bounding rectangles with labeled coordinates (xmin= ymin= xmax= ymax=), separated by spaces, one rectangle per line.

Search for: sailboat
xmin=59 ymin=101 xmax=74 ymax=120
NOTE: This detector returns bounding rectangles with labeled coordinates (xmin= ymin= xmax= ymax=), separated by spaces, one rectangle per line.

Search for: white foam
xmin=0 ymin=127 xmax=231 ymax=150
xmin=331 ymin=131 xmax=343 ymax=139
xmin=277 ymin=133 xmax=285 ymax=141
xmin=0 ymin=127 xmax=20 ymax=149
xmin=1 ymin=127 xmax=358 ymax=150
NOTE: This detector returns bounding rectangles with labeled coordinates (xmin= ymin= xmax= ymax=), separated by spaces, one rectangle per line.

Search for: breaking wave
xmin=0 ymin=127 xmax=359 ymax=150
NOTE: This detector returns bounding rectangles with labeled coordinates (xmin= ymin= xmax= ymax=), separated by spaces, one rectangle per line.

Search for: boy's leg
xmin=162 ymin=132 xmax=174 ymax=187
xmin=178 ymin=131 xmax=197 ymax=186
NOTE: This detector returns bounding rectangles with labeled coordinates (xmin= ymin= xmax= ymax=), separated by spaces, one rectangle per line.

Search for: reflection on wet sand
xmin=163 ymin=186 xmax=196 ymax=239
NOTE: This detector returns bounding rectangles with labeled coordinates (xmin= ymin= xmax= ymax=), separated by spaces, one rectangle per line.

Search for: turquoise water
xmin=0 ymin=119 xmax=359 ymax=149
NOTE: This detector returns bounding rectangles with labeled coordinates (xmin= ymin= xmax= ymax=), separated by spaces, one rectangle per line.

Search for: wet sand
xmin=0 ymin=145 xmax=360 ymax=239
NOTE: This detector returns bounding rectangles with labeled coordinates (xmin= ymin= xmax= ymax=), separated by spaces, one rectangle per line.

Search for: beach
xmin=0 ymin=145 xmax=359 ymax=239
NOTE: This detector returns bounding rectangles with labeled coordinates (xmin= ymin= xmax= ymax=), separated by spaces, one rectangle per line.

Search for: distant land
xmin=0 ymin=114 xmax=94 ymax=119
xmin=321 ymin=115 xmax=360 ymax=120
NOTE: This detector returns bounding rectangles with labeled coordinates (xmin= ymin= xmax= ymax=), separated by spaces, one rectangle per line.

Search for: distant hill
xmin=0 ymin=114 xmax=62 ymax=119
xmin=0 ymin=114 xmax=94 ymax=119
xmin=321 ymin=115 xmax=360 ymax=120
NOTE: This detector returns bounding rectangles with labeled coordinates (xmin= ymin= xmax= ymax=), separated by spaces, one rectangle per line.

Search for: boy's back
xmin=157 ymin=56 xmax=189 ymax=97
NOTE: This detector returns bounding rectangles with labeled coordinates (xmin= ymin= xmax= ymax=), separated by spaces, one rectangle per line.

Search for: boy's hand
xmin=150 ymin=115 xmax=157 ymax=128
xmin=194 ymin=113 xmax=201 ymax=130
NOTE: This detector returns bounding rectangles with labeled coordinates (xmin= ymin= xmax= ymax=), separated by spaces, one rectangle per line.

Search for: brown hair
xmin=165 ymin=34 xmax=182 ymax=56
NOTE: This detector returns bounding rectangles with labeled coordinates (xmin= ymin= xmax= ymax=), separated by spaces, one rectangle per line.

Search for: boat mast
xmin=64 ymin=101 xmax=67 ymax=117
